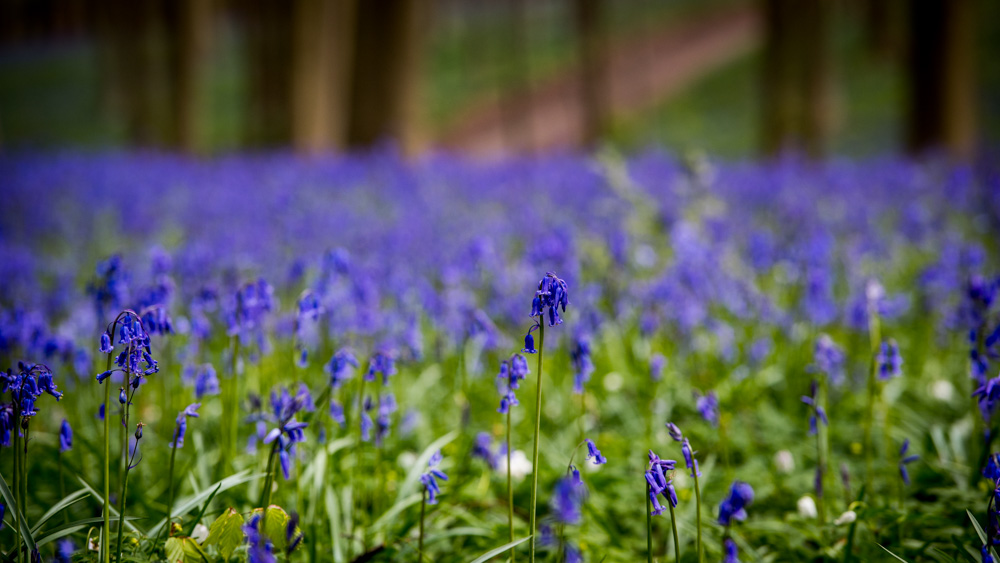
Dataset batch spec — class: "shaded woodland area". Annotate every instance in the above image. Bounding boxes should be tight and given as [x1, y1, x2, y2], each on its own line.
[0, 0, 989, 160]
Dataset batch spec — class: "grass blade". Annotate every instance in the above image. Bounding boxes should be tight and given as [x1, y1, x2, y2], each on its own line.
[0, 471, 37, 554]
[147, 469, 263, 537]
[75, 475, 142, 534]
[877, 543, 912, 562]
[468, 536, 532, 563]
[30, 488, 88, 535]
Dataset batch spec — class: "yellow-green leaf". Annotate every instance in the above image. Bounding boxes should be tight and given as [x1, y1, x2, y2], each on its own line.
[204, 507, 245, 561]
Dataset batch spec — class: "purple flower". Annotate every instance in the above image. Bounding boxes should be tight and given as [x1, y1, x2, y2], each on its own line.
[666, 422, 683, 442]
[531, 272, 570, 327]
[876, 339, 903, 380]
[59, 419, 72, 452]
[420, 450, 449, 505]
[898, 439, 919, 486]
[646, 450, 678, 516]
[695, 390, 719, 427]
[325, 348, 359, 389]
[570, 334, 594, 394]
[724, 537, 740, 563]
[812, 334, 845, 385]
[681, 438, 700, 478]
[244, 514, 276, 563]
[585, 438, 607, 465]
[718, 481, 754, 526]
[365, 350, 397, 385]
[473, 432, 499, 469]
[801, 380, 828, 435]
[551, 474, 585, 524]
[649, 353, 666, 382]
[171, 403, 201, 448]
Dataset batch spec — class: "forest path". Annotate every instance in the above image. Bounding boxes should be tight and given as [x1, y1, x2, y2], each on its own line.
[438, 5, 761, 157]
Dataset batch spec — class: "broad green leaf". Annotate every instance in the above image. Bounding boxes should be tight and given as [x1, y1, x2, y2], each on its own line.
[251, 505, 294, 552]
[164, 536, 208, 562]
[165, 537, 185, 562]
[468, 536, 532, 563]
[204, 507, 245, 561]
[325, 486, 344, 563]
[0, 472, 37, 555]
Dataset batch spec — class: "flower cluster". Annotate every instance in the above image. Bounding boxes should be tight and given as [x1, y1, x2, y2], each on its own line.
[695, 390, 719, 427]
[898, 439, 919, 486]
[801, 380, 828, 436]
[96, 312, 158, 385]
[420, 450, 449, 504]
[254, 386, 311, 479]
[171, 403, 201, 449]
[718, 481, 754, 526]
[876, 339, 904, 380]
[570, 334, 594, 394]
[812, 334, 845, 385]
[585, 438, 608, 465]
[496, 354, 529, 413]
[645, 450, 678, 516]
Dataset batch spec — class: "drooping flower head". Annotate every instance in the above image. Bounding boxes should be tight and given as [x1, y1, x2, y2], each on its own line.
[497, 354, 530, 413]
[550, 474, 585, 525]
[898, 438, 919, 486]
[724, 537, 740, 563]
[649, 353, 666, 382]
[325, 348, 359, 390]
[171, 403, 201, 449]
[96, 311, 158, 387]
[244, 513, 276, 563]
[59, 419, 72, 452]
[645, 450, 678, 516]
[530, 272, 570, 327]
[718, 481, 755, 526]
[585, 438, 608, 465]
[472, 432, 500, 469]
[876, 339, 904, 380]
[365, 350, 397, 385]
[420, 450, 449, 505]
[695, 390, 719, 427]
[801, 380, 829, 435]
[570, 334, 594, 394]
[2, 362, 62, 425]
[812, 334, 845, 385]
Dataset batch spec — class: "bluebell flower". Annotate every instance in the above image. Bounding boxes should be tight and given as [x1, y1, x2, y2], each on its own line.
[183, 363, 219, 399]
[898, 439, 919, 486]
[666, 422, 683, 442]
[497, 354, 530, 413]
[550, 475, 585, 524]
[585, 438, 607, 465]
[565, 543, 582, 563]
[522, 327, 538, 354]
[724, 537, 740, 563]
[361, 397, 374, 442]
[365, 351, 397, 385]
[646, 450, 678, 516]
[325, 348, 359, 390]
[244, 513, 276, 563]
[649, 353, 666, 382]
[973, 376, 1000, 422]
[285, 511, 304, 554]
[531, 272, 569, 327]
[801, 380, 829, 435]
[0, 404, 12, 447]
[56, 538, 74, 563]
[0, 503, 5, 529]
[876, 339, 904, 380]
[329, 401, 345, 427]
[982, 544, 994, 563]
[985, 453, 1000, 481]
[420, 450, 449, 504]
[570, 334, 594, 394]
[473, 432, 499, 469]
[376, 393, 397, 445]
[718, 481, 754, 526]
[60, 419, 72, 452]
[695, 390, 719, 427]
[171, 403, 201, 448]
[812, 334, 845, 385]
[682, 438, 701, 478]
[99, 332, 113, 354]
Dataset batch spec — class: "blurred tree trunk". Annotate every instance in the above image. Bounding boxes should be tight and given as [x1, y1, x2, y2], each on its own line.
[760, 0, 799, 155]
[760, 0, 835, 157]
[243, 0, 293, 147]
[166, 0, 213, 152]
[863, 0, 902, 59]
[573, 0, 609, 148]
[346, 0, 429, 153]
[95, 0, 158, 146]
[499, 0, 533, 154]
[905, 0, 976, 160]
[291, 0, 357, 153]
[799, 0, 834, 157]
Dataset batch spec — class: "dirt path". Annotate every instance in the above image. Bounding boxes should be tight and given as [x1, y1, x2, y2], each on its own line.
[438, 6, 761, 157]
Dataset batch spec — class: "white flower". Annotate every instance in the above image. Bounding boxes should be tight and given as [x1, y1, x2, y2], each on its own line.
[774, 450, 795, 473]
[931, 380, 955, 402]
[797, 496, 817, 519]
[834, 510, 857, 525]
[498, 449, 532, 481]
[191, 523, 210, 543]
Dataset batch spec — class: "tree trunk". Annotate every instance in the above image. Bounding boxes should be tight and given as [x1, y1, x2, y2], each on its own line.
[573, 0, 609, 148]
[346, 0, 429, 153]
[243, 0, 294, 147]
[906, 0, 976, 160]
[799, 0, 835, 158]
[760, 0, 799, 155]
[166, 0, 213, 152]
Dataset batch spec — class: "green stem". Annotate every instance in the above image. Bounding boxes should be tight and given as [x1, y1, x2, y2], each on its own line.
[528, 322, 545, 563]
[692, 470, 703, 563]
[259, 440, 279, 537]
[419, 489, 426, 563]
[507, 408, 515, 563]
[667, 497, 680, 563]
[864, 311, 881, 494]
[12, 410, 21, 563]
[646, 481, 653, 563]
[59, 448, 68, 525]
[116, 392, 133, 561]
[166, 442, 178, 536]
[227, 337, 241, 472]
[102, 365, 111, 563]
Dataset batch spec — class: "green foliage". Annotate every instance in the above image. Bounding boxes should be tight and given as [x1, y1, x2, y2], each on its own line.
[203, 508, 244, 561]
[164, 536, 209, 563]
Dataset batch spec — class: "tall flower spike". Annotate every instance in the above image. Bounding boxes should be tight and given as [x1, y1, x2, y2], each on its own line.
[718, 481, 754, 525]
[801, 380, 829, 435]
[420, 450, 449, 505]
[898, 439, 919, 486]
[60, 419, 72, 452]
[876, 339, 904, 380]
